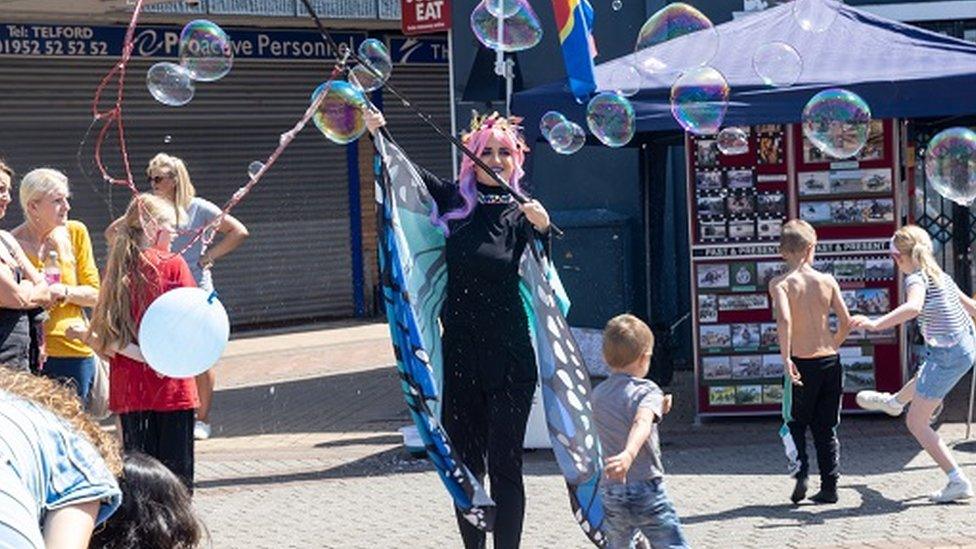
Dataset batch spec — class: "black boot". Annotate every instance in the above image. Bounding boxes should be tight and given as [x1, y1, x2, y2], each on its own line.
[809, 477, 838, 504]
[790, 476, 808, 504]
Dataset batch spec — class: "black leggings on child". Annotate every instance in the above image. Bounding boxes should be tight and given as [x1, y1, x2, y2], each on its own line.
[120, 409, 195, 491]
[788, 354, 842, 488]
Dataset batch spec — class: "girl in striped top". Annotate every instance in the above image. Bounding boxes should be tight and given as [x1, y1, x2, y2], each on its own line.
[852, 225, 976, 503]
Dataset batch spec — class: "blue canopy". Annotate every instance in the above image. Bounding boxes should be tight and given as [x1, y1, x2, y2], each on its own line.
[513, 0, 976, 143]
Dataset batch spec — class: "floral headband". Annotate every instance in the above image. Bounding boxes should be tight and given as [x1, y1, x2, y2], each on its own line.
[461, 111, 529, 150]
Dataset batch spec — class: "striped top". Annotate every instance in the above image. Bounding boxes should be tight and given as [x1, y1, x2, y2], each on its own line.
[906, 270, 973, 347]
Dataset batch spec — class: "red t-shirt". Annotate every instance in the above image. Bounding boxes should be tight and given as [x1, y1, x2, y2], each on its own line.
[109, 248, 200, 414]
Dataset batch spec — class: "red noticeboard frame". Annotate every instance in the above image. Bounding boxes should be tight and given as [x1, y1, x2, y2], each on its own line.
[401, 0, 451, 36]
[686, 121, 906, 418]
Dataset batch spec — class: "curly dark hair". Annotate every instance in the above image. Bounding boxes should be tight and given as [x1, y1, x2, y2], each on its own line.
[89, 453, 205, 549]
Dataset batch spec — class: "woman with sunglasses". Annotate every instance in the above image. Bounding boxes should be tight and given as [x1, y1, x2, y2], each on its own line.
[107, 153, 248, 441]
[853, 225, 976, 503]
[12, 168, 100, 403]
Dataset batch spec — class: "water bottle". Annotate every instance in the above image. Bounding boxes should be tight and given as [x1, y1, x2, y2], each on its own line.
[44, 250, 60, 285]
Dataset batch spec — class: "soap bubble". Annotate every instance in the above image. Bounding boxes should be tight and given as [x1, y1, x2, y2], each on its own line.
[669, 66, 729, 135]
[349, 38, 392, 92]
[311, 80, 368, 145]
[793, 0, 838, 33]
[146, 62, 195, 107]
[163, 135, 172, 144]
[586, 92, 636, 148]
[752, 42, 802, 87]
[549, 121, 586, 155]
[801, 88, 871, 159]
[608, 65, 641, 97]
[635, 3, 718, 74]
[612, 0, 622, 10]
[179, 19, 233, 82]
[717, 127, 749, 155]
[540, 111, 568, 141]
[247, 161, 265, 178]
[470, 0, 543, 52]
[486, 0, 520, 18]
[925, 127, 976, 206]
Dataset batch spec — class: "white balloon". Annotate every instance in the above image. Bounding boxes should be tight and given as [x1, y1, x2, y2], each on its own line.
[139, 287, 230, 378]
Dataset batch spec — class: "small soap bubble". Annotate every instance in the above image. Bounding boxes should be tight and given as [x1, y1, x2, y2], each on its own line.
[801, 88, 871, 159]
[793, 0, 839, 33]
[612, 0, 622, 10]
[669, 66, 729, 135]
[311, 80, 369, 145]
[925, 127, 976, 206]
[608, 65, 641, 97]
[753, 41, 803, 87]
[247, 161, 265, 178]
[586, 92, 636, 148]
[717, 127, 749, 155]
[178, 19, 233, 82]
[163, 135, 172, 144]
[349, 38, 392, 93]
[549, 121, 586, 155]
[146, 62, 195, 107]
[540, 111, 568, 141]
[635, 3, 717, 73]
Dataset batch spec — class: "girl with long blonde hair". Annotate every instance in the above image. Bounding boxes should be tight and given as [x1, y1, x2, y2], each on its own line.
[106, 153, 248, 441]
[853, 225, 976, 503]
[85, 193, 199, 490]
[13, 168, 100, 403]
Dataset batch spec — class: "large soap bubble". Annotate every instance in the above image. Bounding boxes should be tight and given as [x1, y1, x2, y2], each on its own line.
[669, 66, 729, 135]
[793, 0, 838, 33]
[549, 121, 586, 155]
[311, 80, 368, 145]
[179, 19, 233, 82]
[635, 3, 718, 74]
[717, 127, 749, 155]
[139, 287, 230, 379]
[349, 38, 392, 93]
[540, 111, 568, 141]
[586, 92, 636, 148]
[925, 127, 976, 206]
[801, 88, 871, 159]
[470, 0, 543, 52]
[146, 62, 195, 107]
[752, 42, 802, 88]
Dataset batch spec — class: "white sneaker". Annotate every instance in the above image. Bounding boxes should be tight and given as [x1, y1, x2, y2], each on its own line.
[930, 478, 974, 503]
[194, 420, 211, 440]
[855, 390, 904, 416]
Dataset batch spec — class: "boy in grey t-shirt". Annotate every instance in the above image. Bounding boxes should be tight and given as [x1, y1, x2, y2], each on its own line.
[593, 314, 688, 549]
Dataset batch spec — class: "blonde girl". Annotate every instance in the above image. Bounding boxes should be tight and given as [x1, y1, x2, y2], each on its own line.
[107, 153, 248, 441]
[852, 225, 976, 503]
[13, 168, 100, 402]
[87, 194, 198, 489]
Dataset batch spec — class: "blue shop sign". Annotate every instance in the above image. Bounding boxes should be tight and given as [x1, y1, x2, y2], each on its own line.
[0, 23, 372, 61]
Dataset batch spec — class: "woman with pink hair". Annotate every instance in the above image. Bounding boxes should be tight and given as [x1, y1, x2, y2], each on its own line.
[367, 109, 551, 549]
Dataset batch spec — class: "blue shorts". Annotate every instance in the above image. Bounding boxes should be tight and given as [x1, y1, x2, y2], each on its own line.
[601, 478, 689, 549]
[917, 329, 976, 400]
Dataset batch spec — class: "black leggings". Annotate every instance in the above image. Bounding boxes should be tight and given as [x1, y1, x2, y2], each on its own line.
[442, 332, 536, 549]
[788, 355, 843, 487]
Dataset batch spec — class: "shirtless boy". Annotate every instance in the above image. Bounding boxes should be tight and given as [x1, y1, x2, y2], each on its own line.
[769, 220, 852, 504]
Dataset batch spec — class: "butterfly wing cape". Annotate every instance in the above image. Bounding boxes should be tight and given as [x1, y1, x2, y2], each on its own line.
[375, 132, 605, 546]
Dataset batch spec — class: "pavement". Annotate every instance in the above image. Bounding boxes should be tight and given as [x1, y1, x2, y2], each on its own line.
[193, 321, 976, 548]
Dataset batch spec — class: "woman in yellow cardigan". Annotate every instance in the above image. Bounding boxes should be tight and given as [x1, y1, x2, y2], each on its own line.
[13, 168, 100, 403]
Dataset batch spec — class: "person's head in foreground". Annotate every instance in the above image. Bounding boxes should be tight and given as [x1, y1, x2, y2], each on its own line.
[890, 224, 941, 279]
[603, 313, 655, 378]
[779, 219, 817, 267]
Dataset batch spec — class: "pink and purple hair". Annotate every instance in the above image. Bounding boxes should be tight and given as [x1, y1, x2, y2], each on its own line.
[430, 115, 529, 235]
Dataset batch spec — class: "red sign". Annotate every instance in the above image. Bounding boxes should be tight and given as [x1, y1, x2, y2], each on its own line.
[401, 0, 451, 36]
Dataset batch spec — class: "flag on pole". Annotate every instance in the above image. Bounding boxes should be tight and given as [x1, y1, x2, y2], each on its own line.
[550, 0, 598, 102]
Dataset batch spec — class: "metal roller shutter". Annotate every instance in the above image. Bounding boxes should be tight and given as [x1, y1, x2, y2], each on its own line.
[0, 55, 354, 326]
[381, 63, 452, 180]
